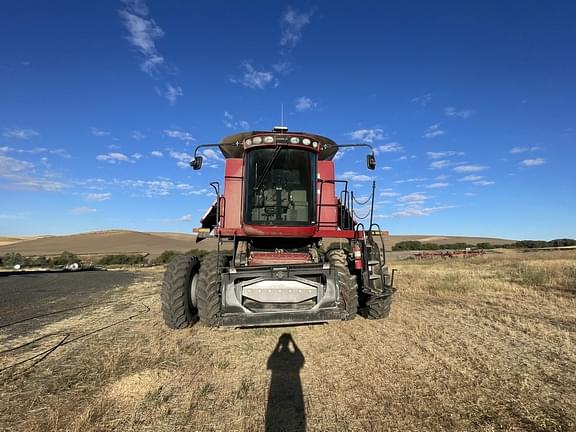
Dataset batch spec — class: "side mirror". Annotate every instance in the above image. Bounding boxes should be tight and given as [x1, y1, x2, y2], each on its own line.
[367, 154, 376, 170]
[190, 156, 203, 170]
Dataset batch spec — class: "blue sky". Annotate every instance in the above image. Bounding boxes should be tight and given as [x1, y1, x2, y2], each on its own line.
[1, 0, 575, 239]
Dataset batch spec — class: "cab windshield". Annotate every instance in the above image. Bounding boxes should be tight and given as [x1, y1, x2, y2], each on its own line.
[244, 147, 316, 226]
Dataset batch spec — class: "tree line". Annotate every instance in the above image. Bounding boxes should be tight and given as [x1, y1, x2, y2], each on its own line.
[392, 239, 576, 251]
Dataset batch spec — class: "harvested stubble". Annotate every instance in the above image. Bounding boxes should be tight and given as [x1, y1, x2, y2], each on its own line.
[1, 251, 575, 431]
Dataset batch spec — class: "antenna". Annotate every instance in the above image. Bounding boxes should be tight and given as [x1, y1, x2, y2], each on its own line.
[280, 104, 284, 127]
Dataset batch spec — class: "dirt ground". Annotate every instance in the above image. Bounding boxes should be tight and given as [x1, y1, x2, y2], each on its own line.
[0, 250, 575, 431]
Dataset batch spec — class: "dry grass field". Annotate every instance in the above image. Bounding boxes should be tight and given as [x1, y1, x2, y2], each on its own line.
[1, 250, 575, 431]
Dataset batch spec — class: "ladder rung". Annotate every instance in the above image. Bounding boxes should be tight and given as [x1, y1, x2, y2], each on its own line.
[369, 274, 381, 280]
[367, 260, 380, 265]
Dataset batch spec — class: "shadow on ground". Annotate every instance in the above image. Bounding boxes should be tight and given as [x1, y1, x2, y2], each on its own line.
[266, 333, 306, 432]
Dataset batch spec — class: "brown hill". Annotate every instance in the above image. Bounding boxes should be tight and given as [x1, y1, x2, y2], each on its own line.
[0, 230, 513, 257]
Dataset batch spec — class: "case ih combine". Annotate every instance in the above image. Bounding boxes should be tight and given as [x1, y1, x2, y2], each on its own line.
[161, 127, 396, 328]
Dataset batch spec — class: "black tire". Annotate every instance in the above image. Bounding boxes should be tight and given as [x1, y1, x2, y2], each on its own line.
[196, 252, 226, 327]
[327, 249, 358, 320]
[362, 294, 392, 320]
[161, 255, 199, 329]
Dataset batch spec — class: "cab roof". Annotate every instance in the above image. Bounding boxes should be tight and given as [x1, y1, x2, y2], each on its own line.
[219, 131, 339, 161]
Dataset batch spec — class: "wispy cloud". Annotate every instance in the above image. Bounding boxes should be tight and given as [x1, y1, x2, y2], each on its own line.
[411, 93, 432, 107]
[427, 151, 465, 159]
[229, 62, 277, 89]
[169, 151, 193, 168]
[429, 160, 452, 169]
[0, 146, 71, 158]
[119, 0, 182, 104]
[157, 84, 183, 106]
[426, 182, 449, 189]
[0, 155, 67, 192]
[280, 7, 313, 52]
[510, 146, 541, 154]
[119, 0, 164, 75]
[150, 150, 163, 157]
[96, 152, 133, 164]
[340, 171, 373, 182]
[398, 192, 428, 203]
[179, 214, 193, 222]
[164, 129, 194, 142]
[473, 180, 496, 186]
[444, 107, 474, 119]
[91, 127, 110, 137]
[388, 204, 455, 218]
[223, 111, 250, 130]
[376, 142, 403, 153]
[394, 177, 427, 184]
[453, 164, 487, 173]
[347, 128, 385, 143]
[380, 191, 400, 197]
[459, 175, 484, 182]
[85, 192, 112, 201]
[520, 158, 546, 167]
[295, 96, 317, 112]
[71, 206, 96, 215]
[423, 124, 445, 138]
[2, 128, 39, 140]
[131, 130, 146, 140]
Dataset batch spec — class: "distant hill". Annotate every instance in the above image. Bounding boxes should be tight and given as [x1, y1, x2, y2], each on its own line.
[0, 230, 514, 257]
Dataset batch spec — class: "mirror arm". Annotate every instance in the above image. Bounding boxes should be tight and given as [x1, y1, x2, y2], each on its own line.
[192, 144, 222, 159]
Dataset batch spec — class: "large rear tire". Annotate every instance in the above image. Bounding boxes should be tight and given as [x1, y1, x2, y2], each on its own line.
[327, 249, 358, 320]
[196, 252, 226, 327]
[161, 255, 199, 329]
[362, 294, 393, 320]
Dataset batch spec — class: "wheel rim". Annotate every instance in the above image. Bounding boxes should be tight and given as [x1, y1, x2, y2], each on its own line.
[190, 272, 199, 308]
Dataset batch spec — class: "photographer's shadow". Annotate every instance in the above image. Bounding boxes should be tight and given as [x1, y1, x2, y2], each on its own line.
[265, 333, 306, 432]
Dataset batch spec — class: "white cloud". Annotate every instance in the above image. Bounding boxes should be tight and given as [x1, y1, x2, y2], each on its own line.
[381, 166, 392, 171]
[131, 153, 143, 160]
[280, 7, 313, 51]
[131, 130, 146, 140]
[157, 83, 183, 106]
[473, 180, 496, 186]
[411, 93, 432, 107]
[453, 164, 487, 173]
[429, 160, 452, 169]
[347, 128, 385, 143]
[169, 151, 193, 168]
[71, 206, 96, 215]
[223, 111, 250, 130]
[2, 128, 39, 140]
[510, 146, 540, 154]
[0, 146, 70, 158]
[377, 142, 403, 153]
[520, 158, 546, 167]
[150, 150, 163, 157]
[444, 107, 474, 119]
[164, 129, 194, 142]
[179, 214, 194, 222]
[427, 151, 464, 159]
[423, 124, 445, 138]
[340, 171, 373, 182]
[91, 127, 110, 137]
[394, 178, 427, 184]
[380, 191, 400, 197]
[388, 204, 455, 218]
[85, 192, 112, 201]
[119, 0, 165, 75]
[295, 96, 317, 112]
[230, 62, 277, 89]
[398, 192, 428, 203]
[459, 175, 484, 182]
[0, 155, 67, 192]
[426, 182, 449, 189]
[96, 152, 131, 163]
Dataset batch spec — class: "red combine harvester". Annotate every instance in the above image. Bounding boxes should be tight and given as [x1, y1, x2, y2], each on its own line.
[161, 126, 396, 328]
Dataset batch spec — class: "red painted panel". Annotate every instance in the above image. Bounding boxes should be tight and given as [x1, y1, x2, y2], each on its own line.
[223, 159, 243, 230]
[317, 161, 338, 228]
[249, 251, 312, 266]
